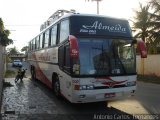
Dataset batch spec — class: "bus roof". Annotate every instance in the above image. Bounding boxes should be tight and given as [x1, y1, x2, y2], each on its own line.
[43, 13, 129, 31]
[35, 13, 132, 41]
[62, 13, 128, 21]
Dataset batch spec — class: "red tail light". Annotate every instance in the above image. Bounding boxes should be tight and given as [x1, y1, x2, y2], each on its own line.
[69, 35, 79, 60]
[137, 40, 147, 58]
[69, 35, 80, 75]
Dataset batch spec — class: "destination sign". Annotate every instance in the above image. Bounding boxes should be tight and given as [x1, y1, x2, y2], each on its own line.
[70, 16, 132, 38]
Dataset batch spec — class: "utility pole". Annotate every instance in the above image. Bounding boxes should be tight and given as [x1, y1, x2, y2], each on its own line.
[85, 0, 103, 14]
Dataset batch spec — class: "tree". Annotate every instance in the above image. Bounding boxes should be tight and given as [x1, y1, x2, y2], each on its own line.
[7, 46, 19, 55]
[21, 46, 28, 53]
[149, 0, 160, 45]
[132, 3, 152, 43]
[0, 18, 13, 46]
[132, 1, 160, 54]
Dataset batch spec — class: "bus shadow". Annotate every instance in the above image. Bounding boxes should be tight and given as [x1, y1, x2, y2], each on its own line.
[31, 79, 138, 120]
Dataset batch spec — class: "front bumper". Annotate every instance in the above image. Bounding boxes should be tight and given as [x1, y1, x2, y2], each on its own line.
[71, 86, 136, 103]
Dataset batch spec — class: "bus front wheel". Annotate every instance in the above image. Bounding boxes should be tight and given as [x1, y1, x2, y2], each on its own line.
[31, 66, 36, 80]
[53, 76, 60, 97]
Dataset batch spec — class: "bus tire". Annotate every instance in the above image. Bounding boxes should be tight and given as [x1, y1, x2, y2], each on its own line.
[31, 66, 36, 80]
[52, 75, 60, 97]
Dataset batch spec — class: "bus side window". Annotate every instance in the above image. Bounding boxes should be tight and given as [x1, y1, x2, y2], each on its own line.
[32, 39, 35, 51]
[31, 40, 33, 51]
[50, 25, 57, 46]
[64, 43, 70, 73]
[39, 34, 43, 49]
[58, 45, 64, 69]
[37, 36, 40, 50]
[42, 33, 45, 48]
[59, 19, 69, 43]
[28, 42, 30, 51]
[35, 37, 37, 50]
[44, 30, 50, 48]
[58, 43, 71, 73]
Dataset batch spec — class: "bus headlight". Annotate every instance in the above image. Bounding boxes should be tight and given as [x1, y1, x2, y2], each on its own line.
[80, 85, 94, 90]
[82, 85, 87, 90]
[126, 81, 136, 86]
[88, 85, 94, 89]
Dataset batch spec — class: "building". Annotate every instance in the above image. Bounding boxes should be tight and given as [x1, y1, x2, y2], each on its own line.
[9, 53, 26, 61]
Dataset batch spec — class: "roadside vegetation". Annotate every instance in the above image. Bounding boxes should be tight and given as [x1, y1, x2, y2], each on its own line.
[3, 81, 14, 88]
[137, 74, 160, 84]
[5, 69, 16, 78]
[132, 0, 160, 54]
[3, 69, 15, 88]
[132, 0, 160, 84]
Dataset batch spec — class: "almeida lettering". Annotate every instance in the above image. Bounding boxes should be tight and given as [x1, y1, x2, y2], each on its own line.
[82, 21, 126, 33]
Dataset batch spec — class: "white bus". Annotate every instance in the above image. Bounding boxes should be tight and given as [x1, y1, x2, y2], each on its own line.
[28, 11, 147, 103]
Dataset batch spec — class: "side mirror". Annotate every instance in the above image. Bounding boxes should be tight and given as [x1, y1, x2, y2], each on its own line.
[137, 40, 147, 58]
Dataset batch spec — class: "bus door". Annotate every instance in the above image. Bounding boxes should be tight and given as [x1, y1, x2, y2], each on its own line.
[58, 41, 73, 98]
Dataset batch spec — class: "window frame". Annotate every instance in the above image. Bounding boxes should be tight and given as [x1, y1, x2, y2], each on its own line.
[44, 29, 50, 48]
[32, 39, 35, 51]
[58, 41, 71, 74]
[59, 19, 69, 43]
[50, 24, 57, 46]
[39, 34, 43, 49]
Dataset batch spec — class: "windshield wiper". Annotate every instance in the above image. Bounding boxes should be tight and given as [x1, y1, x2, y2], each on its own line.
[112, 45, 126, 74]
[92, 45, 110, 75]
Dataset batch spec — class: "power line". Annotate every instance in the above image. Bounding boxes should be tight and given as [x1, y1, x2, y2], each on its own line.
[85, 0, 103, 14]
[4, 24, 40, 27]
[9, 30, 16, 31]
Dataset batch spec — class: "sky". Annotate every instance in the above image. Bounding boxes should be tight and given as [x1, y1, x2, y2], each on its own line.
[0, 0, 149, 52]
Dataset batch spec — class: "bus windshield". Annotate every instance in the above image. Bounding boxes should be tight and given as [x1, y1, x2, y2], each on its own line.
[78, 38, 136, 76]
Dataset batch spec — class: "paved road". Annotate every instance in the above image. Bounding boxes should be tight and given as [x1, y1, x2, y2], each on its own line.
[7, 61, 30, 76]
[108, 82, 160, 115]
[1, 62, 160, 120]
[135, 82, 160, 114]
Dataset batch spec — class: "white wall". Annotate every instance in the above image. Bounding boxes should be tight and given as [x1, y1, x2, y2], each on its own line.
[137, 55, 160, 76]
[0, 45, 5, 111]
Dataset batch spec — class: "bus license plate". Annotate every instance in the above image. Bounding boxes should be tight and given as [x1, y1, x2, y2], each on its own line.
[105, 93, 115, 98]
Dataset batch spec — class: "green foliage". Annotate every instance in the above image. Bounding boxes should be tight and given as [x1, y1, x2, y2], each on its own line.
[0, 18, 4, 32]
[6, 55, 12, 63]
[0, 18, 13, 46]
[138, 74, 160, 84]
[3, 81, 14, 87]
[5, 69, 16, 78]
[147, 42, 158, 54]
[132, 0, 160, 54]
[21, 46, 28, 53]
[132, 3, 151, 42]
[7, 46, 19, 55]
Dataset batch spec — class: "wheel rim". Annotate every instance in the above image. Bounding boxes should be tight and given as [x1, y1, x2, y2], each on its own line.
[31, 69, 36, 80]
[54, 80, 60, 96]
